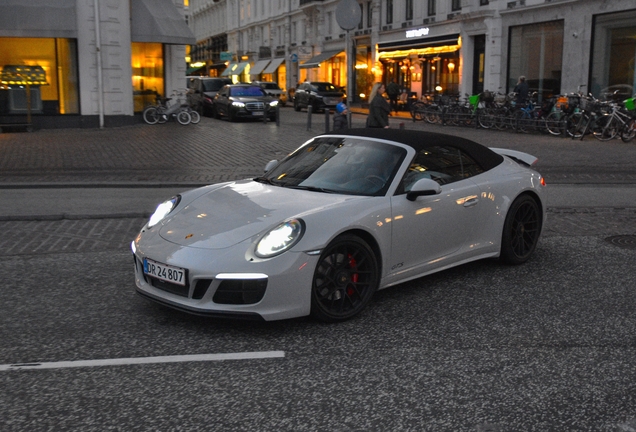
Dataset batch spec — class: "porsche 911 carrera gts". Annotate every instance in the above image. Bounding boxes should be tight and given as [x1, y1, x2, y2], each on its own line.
[132, 129, 546, 322]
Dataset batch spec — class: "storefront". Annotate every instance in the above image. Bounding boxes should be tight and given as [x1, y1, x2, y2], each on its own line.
[377, 30, 462, 99]
[0, 0, 193, 128]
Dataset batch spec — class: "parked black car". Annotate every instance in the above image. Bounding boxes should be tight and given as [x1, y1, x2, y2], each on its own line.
[293, 81, 344, 112]
[186, 76, 232, 116]
[212, 84, 279, 122]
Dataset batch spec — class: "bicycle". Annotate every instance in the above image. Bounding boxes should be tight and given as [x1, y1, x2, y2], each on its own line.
[143, 91, 192, 125]
[593, 98, 635, 141]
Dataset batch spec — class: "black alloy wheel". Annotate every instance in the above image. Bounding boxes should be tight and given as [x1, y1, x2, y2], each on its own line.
[311, 235, 379, 322]
[500, 194, 542, 265]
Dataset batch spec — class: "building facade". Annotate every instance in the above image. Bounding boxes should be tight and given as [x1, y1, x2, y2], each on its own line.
[188, 0, 635, 104]
[0, 0, 195, 129]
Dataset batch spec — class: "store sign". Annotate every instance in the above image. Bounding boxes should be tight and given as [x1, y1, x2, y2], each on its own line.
[406, 28, 430, 38]
[220, 51, 233, 61]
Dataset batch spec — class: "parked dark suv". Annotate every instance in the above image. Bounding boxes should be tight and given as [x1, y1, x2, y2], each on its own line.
[293, 81, 344, 112]
[186, 76, 232, 116]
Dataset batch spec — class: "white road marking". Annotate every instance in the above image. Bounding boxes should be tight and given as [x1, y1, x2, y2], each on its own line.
[0, 351, 285, 372]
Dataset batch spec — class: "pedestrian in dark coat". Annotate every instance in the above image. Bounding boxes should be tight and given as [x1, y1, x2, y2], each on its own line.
[514, 75, 529, 106]
[366, 83, 391, 128]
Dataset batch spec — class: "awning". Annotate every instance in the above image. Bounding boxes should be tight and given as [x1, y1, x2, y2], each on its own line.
[0, 0, 77, 38]
[378, 34, 460, 51]
[131, 0, 196, 45]
[221, 62, 249, 76]
[263, 58, 286, 74]
[250, 60, 271, 76]
[186, 65, 206, 76]
[299, 51, 343, 69]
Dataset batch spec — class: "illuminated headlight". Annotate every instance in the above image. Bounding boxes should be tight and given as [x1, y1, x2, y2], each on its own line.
[255, 219, 305, 258]
[269, 100, 279, 107]
[232, 101, 245, 107]
[148, 196, 180, 228]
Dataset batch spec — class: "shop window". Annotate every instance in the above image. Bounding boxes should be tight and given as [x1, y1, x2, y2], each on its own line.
[132, 42, 164, 113]
[590, 10, 636, 100]
[0, 37, 79, 115]
[508, 20, 563, 100]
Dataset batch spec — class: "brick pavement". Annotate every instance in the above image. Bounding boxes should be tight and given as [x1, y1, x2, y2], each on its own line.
[2, 107, 636, 255]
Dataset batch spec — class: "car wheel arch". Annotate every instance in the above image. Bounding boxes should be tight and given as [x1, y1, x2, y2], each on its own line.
[327, 229, 383, 276]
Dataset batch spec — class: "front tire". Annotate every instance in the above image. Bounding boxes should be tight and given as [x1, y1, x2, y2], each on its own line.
[500, 195, 542, 265]
[311, 235, 379, 322]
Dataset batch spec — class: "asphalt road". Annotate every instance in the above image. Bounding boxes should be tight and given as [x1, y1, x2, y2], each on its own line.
[1, 109, 636, 431]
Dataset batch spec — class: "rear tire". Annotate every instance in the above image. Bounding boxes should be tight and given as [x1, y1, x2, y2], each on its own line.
[500, 195, 542, 265]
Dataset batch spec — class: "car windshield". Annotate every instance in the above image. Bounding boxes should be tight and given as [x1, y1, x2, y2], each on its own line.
[230, 86, 266, 97]
[261, 83, 280, 90]
[203, 80, 227, 92]
[313, 83, 337, 92]
[257, 137, 407, 196]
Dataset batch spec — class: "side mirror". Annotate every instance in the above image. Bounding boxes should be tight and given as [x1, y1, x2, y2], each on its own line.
[406, 178, 442, 201]
[264, 160, 279, 173]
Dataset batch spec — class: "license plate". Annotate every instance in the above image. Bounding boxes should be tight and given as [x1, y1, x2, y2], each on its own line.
[252, 111, 263, 116]
[143, 258, 186, 286]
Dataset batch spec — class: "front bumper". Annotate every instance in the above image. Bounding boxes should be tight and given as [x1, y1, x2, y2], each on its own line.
[132, 237, 319, 321]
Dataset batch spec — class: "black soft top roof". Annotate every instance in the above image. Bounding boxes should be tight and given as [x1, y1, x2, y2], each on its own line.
[323, 128, 504, 171]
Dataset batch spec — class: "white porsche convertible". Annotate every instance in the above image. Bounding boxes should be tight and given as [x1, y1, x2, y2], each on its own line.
[132, 129, 546, 322]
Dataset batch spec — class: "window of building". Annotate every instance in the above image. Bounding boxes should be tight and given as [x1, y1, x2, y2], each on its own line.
[358, 3, 363, 30]
[386, 0, 393, 25]
[451, 0, 461, 12]
[508, 20, 563, 100]
[0, 37, 79, 115]
[132, 42, 164, 113]
[367, 1, 373, 28]
[406, 0, 413, 21]
[428, 0, 436, 17]
[590, 9, 636, 100]
[480, 0, 489, 5]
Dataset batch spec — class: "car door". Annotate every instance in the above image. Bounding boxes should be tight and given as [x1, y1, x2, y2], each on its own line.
[214, 86, 230, 116]
[297, 83, 309, 106]
[385, 145, 484, 282]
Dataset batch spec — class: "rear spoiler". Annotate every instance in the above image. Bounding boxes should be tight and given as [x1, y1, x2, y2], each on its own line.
[489, 147, 538, 167]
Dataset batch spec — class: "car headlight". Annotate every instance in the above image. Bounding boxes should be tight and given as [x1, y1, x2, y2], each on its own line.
[269, 100, 279, 107]
[255, 219, 305, 258]
[148, 196, 180, 228]
[232, 101, 245, 107]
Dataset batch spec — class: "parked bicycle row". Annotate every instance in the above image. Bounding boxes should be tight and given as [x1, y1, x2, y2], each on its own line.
[142, 91, 201, 126]
[409, 90, 636, 142]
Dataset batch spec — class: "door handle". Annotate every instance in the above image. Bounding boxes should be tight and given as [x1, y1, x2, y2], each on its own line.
[463, 198, 479, 207]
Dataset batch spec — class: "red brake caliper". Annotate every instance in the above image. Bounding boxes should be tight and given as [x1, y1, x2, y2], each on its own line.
[347, 254, 358, 296]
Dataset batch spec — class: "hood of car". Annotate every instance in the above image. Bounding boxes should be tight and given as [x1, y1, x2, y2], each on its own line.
[230, 96, 274, 103]
[159, 180, 357, 249]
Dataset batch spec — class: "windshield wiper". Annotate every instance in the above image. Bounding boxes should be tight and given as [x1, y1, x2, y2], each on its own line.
[286, 185, 336, 193]
[253, 176, 277, 185]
